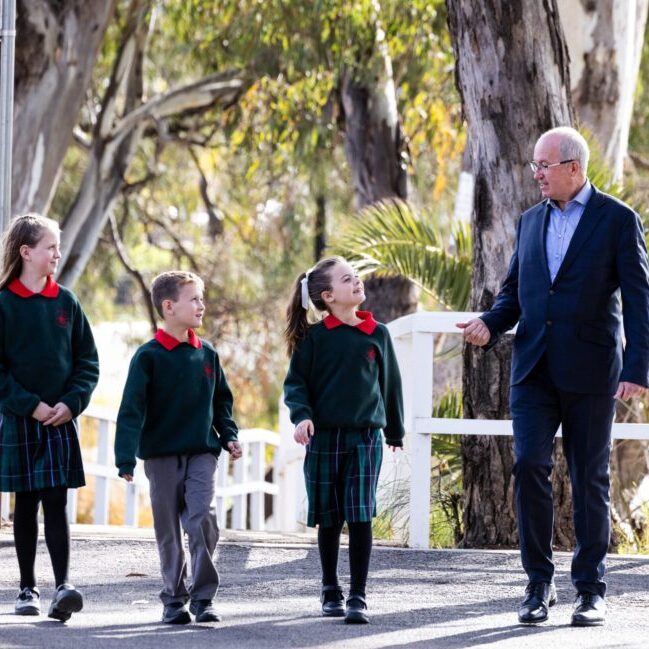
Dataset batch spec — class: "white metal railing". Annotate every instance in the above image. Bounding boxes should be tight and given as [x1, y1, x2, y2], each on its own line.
[387, 310, 649, 550]
[1, 405, 279, 530]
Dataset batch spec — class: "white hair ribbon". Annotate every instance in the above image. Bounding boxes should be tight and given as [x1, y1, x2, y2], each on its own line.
[300, 274, 310, 310]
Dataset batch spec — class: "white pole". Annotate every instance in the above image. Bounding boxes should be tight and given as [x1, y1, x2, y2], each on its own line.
[0, 0, 16, 232]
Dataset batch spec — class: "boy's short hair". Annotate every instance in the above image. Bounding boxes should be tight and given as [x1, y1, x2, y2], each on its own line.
[151, 271, 204, 318]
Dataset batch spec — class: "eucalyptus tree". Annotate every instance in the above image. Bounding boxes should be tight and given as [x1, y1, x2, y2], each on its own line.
[168, 0, 458, 321]
[446, 0, 574, 547]
[557, 0, 648, 181]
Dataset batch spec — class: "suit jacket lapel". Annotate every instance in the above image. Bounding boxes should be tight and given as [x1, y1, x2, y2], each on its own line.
[552, 186, 606, 286]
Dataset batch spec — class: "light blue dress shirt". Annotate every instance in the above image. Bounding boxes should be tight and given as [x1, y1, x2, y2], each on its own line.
[545, 180, 592, 282]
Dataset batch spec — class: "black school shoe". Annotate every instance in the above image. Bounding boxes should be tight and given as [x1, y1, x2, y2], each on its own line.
[162, 602, 191, 625]
[48, 584, 83, 622]
[189, 599, 221, 623]
[15, 587, 41, 616]
[321, 585, 345, 617]
[345, 594, 369, 624]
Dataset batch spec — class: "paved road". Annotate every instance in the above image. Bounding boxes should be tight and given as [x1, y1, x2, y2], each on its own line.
[1, 526, 648, 648]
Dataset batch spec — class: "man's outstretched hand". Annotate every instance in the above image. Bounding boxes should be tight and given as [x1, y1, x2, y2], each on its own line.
[456, 318, 491, 346]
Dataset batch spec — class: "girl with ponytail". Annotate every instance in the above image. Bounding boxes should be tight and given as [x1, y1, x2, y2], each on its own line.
[283, 256, 405, 624]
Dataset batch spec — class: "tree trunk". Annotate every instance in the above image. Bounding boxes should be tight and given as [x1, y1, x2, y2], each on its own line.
[446, 0, 574, 547]
[557, 0, 649, 180]
[338, 5, 417, 323]
[12, 0, 116, 216]
[54, 0, 242, 287]
[314, 194, 326, 262]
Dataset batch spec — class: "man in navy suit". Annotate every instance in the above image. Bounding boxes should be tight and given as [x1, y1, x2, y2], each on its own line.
[458, 127, 649, 626]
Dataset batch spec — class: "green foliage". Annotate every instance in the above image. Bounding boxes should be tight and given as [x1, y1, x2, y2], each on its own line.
[585, 132, 649, 247]
[49, 0, 465, 429]
[629, 34, 649, 157]
[334, 199, 472, 310]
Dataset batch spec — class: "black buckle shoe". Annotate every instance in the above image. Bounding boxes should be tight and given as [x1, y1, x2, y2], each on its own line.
[48, 584, 83, 622]
[162, 602, 191, 625]
[518, 582, 557, 624]
[345, 594, 369, 624]
[571, 593, 606, 627]
[189, 599, 221, 623]
[321, 585, 345, 617]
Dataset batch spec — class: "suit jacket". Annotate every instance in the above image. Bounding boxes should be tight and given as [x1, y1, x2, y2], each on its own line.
[480, 186, 649, 394]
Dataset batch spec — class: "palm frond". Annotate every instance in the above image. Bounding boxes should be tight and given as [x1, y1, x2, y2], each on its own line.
[333, 199, 472, 310]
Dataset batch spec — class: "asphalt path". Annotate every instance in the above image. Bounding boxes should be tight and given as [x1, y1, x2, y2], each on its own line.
[0, 526, 648, 648]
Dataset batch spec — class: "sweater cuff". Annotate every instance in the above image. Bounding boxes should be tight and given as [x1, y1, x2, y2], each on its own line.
[289, 408, 313, 425]
[23, 394, 42, 418]
[118, 463, 136, 477]
[385, 438, 403, 448]
[60, 394, 81, 418]
[218, 428, 239, 446]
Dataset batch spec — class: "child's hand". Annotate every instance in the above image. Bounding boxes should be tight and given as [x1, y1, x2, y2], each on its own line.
[31, 401, 56, 423]
[121, 474, 133, 483]
[227, 441, 243, 459]
[42, 402, 73, 427]
[388, 445, 403, 453]
[294, 419, 314, 445]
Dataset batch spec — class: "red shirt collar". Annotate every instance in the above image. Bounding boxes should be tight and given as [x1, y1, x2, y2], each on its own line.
[323, 310, 378, 335]
[8, 276, 60, 298]
[154, 328, 203, 350]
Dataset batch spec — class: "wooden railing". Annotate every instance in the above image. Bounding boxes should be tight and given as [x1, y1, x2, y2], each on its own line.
[1, 405, 279, 530]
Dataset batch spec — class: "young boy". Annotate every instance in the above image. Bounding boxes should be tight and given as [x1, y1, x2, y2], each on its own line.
[115, 271, 242, 625]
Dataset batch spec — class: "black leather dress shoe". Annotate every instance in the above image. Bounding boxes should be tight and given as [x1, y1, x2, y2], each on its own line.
[321, 585, 345, 617]
[571, 593, 606, 627]
[518, 582, 557, 624]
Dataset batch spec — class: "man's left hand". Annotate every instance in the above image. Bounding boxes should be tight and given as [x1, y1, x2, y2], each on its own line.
[614, 381, 647, 400]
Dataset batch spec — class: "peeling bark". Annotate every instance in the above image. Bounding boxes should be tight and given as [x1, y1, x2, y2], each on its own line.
[12, 0, 116, 215]
[338, 3, 417, 323]
[55, 0, 242, 287]
[557, 0, 649, 179]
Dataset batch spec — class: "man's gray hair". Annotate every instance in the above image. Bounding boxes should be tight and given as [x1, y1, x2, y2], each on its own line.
[539, 127, 589, 173]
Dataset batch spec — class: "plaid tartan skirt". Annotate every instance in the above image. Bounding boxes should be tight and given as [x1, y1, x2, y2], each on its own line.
[0, 413, 85, 493]
[304, 427, 383, 528]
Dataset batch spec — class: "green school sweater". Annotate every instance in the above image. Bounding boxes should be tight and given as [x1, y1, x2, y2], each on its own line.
[114, 329, 239, 476]
[0, 277, 99, 417]
[283, 311, 405, 446]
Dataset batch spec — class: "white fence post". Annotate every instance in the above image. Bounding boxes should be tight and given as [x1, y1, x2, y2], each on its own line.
[403, 330, 434, 549]
[94, 418, 111, 525]
[66, 488, 77, 524]
[250, 441, 265, 531]
[215, 454, 229, 527]
[271, 399, 306, 532]
[124, 481, 139, 526]
[1, 491, 10, 522]
[231, 442, 248, 529]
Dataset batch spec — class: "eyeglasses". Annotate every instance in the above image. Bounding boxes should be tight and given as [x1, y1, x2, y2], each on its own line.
[529, 159, 576, 173]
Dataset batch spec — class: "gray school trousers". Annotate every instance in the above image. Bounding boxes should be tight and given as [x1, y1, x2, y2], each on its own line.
[144, 453, 220, 605]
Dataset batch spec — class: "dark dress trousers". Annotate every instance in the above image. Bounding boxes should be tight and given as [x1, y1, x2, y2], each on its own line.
[480, 186, 649, 596]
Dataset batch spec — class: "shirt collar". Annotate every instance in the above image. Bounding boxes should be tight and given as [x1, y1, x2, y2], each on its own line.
[154, 328, 203, 350]
[8, 276, 60, 298]
[323, 310, 378, 335]
[547, 179, 592, 210]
